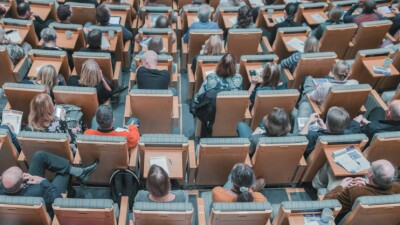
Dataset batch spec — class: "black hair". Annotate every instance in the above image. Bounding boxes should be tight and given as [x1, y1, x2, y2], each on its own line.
[57, 4, 71, 22]
[236, 5, 253, 28]
[17, 2, 30, 17]
[231, 163, 255, 202]
[87, 29, 102, 49]
[284, 3, 298, 23]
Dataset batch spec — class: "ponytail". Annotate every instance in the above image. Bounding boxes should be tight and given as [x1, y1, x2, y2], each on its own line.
[237, 186, 254, 202]
[231, 163, 256, 203]
[285, 3, 297, 23]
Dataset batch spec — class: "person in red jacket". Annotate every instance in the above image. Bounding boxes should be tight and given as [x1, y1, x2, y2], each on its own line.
[84, 105, 140, 149]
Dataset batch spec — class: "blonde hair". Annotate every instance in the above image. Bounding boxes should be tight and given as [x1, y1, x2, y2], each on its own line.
[37, 64, 58, 92]
[79, 59, 102, 87]
[203, 35, 223, 55]
[304, 36, 319, 53]
[332, 60, 350, 81]
[28, 94, 55, 131]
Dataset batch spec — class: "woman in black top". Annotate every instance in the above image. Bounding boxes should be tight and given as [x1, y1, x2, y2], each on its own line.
[269, 3, 302, 44]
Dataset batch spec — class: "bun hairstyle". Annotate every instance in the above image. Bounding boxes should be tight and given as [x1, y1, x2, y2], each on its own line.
[332, 60, 350, 81]
[231, 163, 256, 202]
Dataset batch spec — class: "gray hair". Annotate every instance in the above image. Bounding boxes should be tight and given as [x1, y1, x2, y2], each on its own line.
[40, 27, 57, 43]
[198, 5, 210, 23]
[371, 160, 397, 189]
[96, 105, 113, 129]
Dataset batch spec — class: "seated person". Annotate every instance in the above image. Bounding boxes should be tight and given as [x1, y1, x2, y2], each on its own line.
[352, 100, 400, 140]
[231, 5, 256, 29]
[84, 105, 140, 149]
[135, 15, 177, 44]
[386, 7, 400, 37]
[17, 2, 51, 38]
[0, 151, 97, 216]
[212, 163, 266, 202]
[135, 165, 188, 202]
[5, 44, 25, 66]
[136, 50, 170, 90]
[79, 29, 116, 69]
[344, 0, 385, 25]
[191, 34, 223, 74]
[313, 6, 343, 40]
[69, 59, 114, 104]
[194, 53, 243, 103]
[141, 0, 178, 23]
[324, 159, 400, 223]
[183, 5, 219, 43]
[237, 107, 291, 156]
[269, 3, 302, 45]
[131, 36, 166, 71]
[248, 62, 287, 110]
[57, 4, 72, 24]
[213, 0, 246, 22]
[279, 35, 319, 74]
[299, 107, 360, 158]
[180, 0, 203, 14]
[29, 64, 66, 100]
[40, 27, 74, 70]
[96, 4, 132, 41]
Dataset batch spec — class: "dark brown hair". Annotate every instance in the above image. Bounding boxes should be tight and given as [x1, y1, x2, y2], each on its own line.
[263, 107, 291, 136]
[96, 4, 111, 25]
[146, 164, 171, 198]
[215, 53, 237, 78]
[261, 62, 280, 88]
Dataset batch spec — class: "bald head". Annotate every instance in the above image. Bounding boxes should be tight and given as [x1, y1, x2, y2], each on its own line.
[1, 167, 24, 193]
[387, 100, 400, 121]
[370, 160, 397, 189]
[141, 50, 158, 69]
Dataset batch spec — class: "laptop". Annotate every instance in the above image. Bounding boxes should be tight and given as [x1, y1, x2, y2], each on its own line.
[110, 16, 121, 25]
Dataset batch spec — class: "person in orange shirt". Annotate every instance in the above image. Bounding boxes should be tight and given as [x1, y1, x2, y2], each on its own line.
[212, 163, 267, 202]
[84, 105, 140, 149]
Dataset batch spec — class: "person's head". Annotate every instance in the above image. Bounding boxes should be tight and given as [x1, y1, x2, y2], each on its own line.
[87, 29, 103, 49]
[0, 167, 24, 194]
[95, 105, 114, 129]
[231, 163, 256, 202]
[263, 107, 291, 136]
[96, 4, 111, 25]
[40, 27, 57, 45]
[17, 2, 31, 18]
[155, 15, 170, 28]
[198, 5, 211, 23]
[261, 62, 280, 87]
[386, 100, 400, 121]
[364, 0, 376, 14]
[332, 60, 350, 81]
[203, 35, 223, 55]
[28, 93, 55, 131]
[215, 53, 237, 78]
[368, 160, 397, 189]
[141, 50, 158, 69]
[6, 44, 24, 66]
[37, 64, 58, 92]
[303, 35, 319, 53]
[284, 3, 297, 21]
[57, 4, 72, 23]
[148, 36, 163, 54]
[329, 6, 343, 23]
[146, 165, 171, 198]
[79, 59, 102, 87]
[325, 106, 350, 133]
[236, 5, 253, 28]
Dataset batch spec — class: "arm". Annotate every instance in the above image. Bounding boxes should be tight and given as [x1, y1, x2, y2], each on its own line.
[183, 26, 190, 43]
[299, 113, 321, 135]
[313, 24, 324, 40]
[126, 125, 140, 148]
[193, 77, 209, 103]
[121, 26, 133, 41]
[0, 124, 21, 152]
[343, 4, 358, 23]
[279, 52, 300, 69]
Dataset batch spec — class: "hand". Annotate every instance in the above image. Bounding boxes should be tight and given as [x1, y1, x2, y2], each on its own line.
[353, 115, 364, 123]
[340, 177, 355, 189]
[392, 7, 399, 14]
[22, 173, 32, 182]
[251, 75, 262, 84]
[26, 175, 45, 185]
[316, 118, 327, 129]
[360, 117, 370, 126]
[351, 177, 367, 186]
[307, 113, 320, 124]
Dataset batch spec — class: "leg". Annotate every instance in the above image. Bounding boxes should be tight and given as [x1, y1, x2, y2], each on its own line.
[28, 151, 70, 177]
[312, 163, 329, 189]
[236, 122, 253, 138]
[51, 174, 70, 193]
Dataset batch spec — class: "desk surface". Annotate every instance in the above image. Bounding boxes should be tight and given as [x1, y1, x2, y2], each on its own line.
[38, 30, 79, 50]
[143, 150, 183, 179]
[28, 59, 63, 78]
[244, 63, 264, 84]
[221, 12, 237, 29]
[110, 11, 128, 27]
[288, 214, 335, 225]
[362, 58, 400, 78]
[282, 35, 307, 53]
[200, 64, 218, 80]
[264, 12, 285, 28]
[324, 146, 369, 177]
[30, 4, 51, 21]
[303, 11, 328, 26]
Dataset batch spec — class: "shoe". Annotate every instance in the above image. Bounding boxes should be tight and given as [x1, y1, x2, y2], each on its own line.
[77, 160, 98, 184]
[252, 178, 266, 192]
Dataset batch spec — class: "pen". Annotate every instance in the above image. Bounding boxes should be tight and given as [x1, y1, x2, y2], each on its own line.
[5, 30, 16, 34]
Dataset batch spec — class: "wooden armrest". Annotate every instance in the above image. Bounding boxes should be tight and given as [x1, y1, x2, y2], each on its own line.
[188, 140, 197, 185]
[123, 40, 132, 68]
[244, 107, 252, 125]
[124, 95, 131, 119]
[283, 68, 294, 88]
[71, 68, 78, 76]
[118, 196, 130, 225]
[386, 33, 397, 43]
[197, 198, 207, 225]
[177, 16, 182, 31]
[306, 94, 322, 116]
[4, 103, 10, 110]
[172, 96, 179, 127]
[257, 43, 262, 54]
[360, 105, 367, 114]
[370, 89, 388, 111]
[124, 40, 131, 52]
[73, 149, 82, 166]
[52, 216, 60, 225]
[262, 36, 273, 53]
[17, 151, 25, 163]
[133, 40, 140, 53]
[292, 156, 307, 183]
[17, 151, 29, 172]
[12, 56, 28, 82]
[188, 64, 194, 99]
[113, 61, 122, 85]
[129, 146, 138, 171]
[245, 154, 252, 167]
[182, 38, 188, 54]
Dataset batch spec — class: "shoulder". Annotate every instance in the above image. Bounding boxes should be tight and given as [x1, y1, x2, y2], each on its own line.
[252, 192, 267, 202]
[172, 190, 188, 202]
[135, 190, 151, 202]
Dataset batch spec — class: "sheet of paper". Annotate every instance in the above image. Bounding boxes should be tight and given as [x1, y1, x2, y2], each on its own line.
[229, 17, 237, 25]
[275, 17, 285, 23]
[286, 37, 304, 52]
[150, 156, 170, 175]
[6, 30, 21, 43]
[377, 6, 391, 14]
[311, 13, 325, 23]
[101, 36, 110, 49]
[297, 117, 309, 131]
[304, 214, 327, 225]
[2, 110, 23, 134]
[334, 148, 370, 174]
[115, 127, 128, 132]
[109, 16, 121, 24]
[255, 67, 263, 75]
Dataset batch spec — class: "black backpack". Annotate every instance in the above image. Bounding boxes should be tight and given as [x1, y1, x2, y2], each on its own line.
[110, 169, 141, 209]
[190, 89, 220, 137]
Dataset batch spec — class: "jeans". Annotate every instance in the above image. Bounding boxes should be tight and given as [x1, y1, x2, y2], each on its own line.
[237, 122, 253, 138]
[29, 151, 71, 193]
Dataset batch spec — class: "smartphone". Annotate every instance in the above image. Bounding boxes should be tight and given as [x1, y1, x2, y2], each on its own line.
[249, 70, 257, 76]
[55, 106, 62, 118]
[268, 18, 274, 23]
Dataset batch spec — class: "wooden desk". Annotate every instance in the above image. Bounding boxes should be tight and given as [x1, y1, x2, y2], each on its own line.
[187, 13, 199, 29]
[4, 26, 29, 45]
[140, 35, 176, 53]
[145, 13, 165, 28]
[289, 214, 335, 225]
[362, 58, 400, 78]
[282, 36, 306, 53]
[324, 146, 369, 177]
[264, 12, 285, 29]
[38, 30, 79, 50]
[30, 4, 51, 21]
[28, 59, 62, 78]
[200, 64, 217, 80]
[303, 11, 328, 26]
[245, 63, 264, 84]
[110, 11, 128, 27]
[143, 150, 183, 179]
[194, 64, 217, 93]
[221, 12, 237, 29]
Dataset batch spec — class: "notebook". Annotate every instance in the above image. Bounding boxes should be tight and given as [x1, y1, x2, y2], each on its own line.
[286, 37, 304, 52]
[5, 30, 21, 43]
[333, 146, 370, 174]
[310, 13, 325, 23]
[275, 17, 285, 23]
[2, 110, 23, 134]
[150, 156, 170, 175]
[109, 16, 121, 25]
[377, 6, 391, 14]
